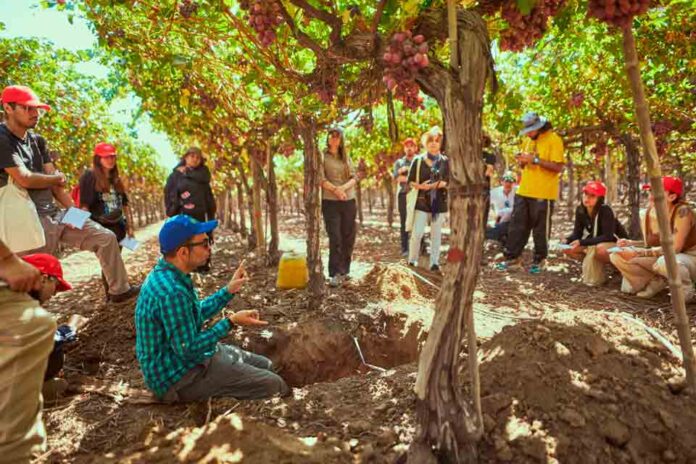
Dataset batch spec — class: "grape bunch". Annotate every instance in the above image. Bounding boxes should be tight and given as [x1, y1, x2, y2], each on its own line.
[359, 113, 374, 133]
[312, 67, 338, 104]
[178, 0, 199, 19]
[382, 30, 429, 110]
[495, 0, 565, 51]
[591, 141, 608, 161]
[652, 119, 673, 157]
[569, 92, 585, 108]
[587, 0, 650, 29]
[240, 0, 284, 47]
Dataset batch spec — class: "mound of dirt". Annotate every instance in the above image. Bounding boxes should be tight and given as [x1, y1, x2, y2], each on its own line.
[358, 264, 437, 304]
[476, 310, 696, 463]
[119, 412, 350, 463]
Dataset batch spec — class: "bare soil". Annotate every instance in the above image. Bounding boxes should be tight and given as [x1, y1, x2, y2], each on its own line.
[37, 210, 696, 463]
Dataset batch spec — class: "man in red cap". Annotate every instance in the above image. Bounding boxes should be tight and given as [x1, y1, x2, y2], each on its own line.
[0, 85, 139, 304]
[0, 239, 56, 463]
[611, 176, 696, 301]
[393, 137, 419, 257]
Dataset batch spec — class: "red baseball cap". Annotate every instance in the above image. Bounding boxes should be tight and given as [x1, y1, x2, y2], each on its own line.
[583, 180, 607, 197]
[94, 142, 117, 157]
[1, 85, 51, 111]
[21, 254, 72, 292]
[403, 137, 417, 146]
[643, 176, 683, 196]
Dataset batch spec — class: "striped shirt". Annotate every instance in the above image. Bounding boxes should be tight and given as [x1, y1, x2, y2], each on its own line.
[135, 259, 233, 398]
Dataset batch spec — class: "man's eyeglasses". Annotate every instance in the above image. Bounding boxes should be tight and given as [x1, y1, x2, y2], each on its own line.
[11, 103, 46, 116]
[185, 237, 212, 249]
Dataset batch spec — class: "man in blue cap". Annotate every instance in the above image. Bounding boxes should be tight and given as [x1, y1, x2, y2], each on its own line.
[134, 214, 288, 402]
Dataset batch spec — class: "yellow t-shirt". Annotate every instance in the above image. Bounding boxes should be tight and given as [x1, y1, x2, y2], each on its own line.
[516, 131, 565, 200]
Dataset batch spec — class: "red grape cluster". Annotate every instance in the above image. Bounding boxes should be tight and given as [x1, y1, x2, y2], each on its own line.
[178, 0, 199, 19]
[591, 141, 608, 161]
[382, 31, 428, 110]
[312, 67, 338, 104]
[569, 92, 585, 108]
[652, 119, 673, 157]
[240, 0, 284, 47]
[359, 113, 374, 133]
[497, 0, 565, 51]
[587, 0, 650, 29]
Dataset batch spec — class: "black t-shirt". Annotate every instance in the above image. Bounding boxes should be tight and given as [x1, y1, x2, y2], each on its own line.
[79, 168, 129, 220]
[407, 154, 450, 214]
[0, 124, 57, 216]
[566, 203, 628, 246]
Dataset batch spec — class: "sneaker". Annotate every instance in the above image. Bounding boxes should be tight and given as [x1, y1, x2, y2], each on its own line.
[495, 258, 522, 272]
[110, 285, 141, 305]
[329, 276, 342, 287]
[620, 278, 636, 294]
[529, 261, 545, 275]
[636, 278, 668, 298]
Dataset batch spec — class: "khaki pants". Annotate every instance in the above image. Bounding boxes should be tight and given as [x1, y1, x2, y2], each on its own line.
[24, 212, 129, 296]
[0, 289, 56, 464]
[610, 251, 696, 292]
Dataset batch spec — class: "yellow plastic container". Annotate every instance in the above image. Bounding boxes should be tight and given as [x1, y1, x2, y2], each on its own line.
[276, 252, 309, 289]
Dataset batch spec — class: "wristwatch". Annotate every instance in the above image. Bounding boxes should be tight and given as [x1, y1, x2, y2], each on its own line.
[532, 156, 540, 165]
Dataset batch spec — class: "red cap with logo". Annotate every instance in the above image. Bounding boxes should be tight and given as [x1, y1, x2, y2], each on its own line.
[403, 137, 417, 147]
[94, 142, 117, 157]
[21, 254, 72, 292]
[642, 176, 683, 197]
[583, 180, 607, 197]
[1, 85, 51, 111]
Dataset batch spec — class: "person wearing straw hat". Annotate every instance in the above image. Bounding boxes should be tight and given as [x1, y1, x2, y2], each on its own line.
[610, 176, 696, 301]
[562, 181, 627, 285]
[496, 112, 565, 274]
[485, 171, 517, 246]
[0, 85, 139, 305]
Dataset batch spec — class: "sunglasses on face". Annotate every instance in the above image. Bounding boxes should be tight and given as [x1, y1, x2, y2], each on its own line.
[13, 104, 46, 116]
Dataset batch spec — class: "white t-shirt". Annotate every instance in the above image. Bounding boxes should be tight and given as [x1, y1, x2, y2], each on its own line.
[490, 185, 517, 224]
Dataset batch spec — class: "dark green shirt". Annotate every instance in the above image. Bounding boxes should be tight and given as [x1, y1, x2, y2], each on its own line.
[135, 259, 233, 398]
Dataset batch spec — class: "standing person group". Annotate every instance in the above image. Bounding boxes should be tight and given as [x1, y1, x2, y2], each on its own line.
[320, 127, 359, 287]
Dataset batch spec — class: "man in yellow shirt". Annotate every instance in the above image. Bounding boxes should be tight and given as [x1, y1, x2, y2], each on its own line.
[496, 112, 565, 274]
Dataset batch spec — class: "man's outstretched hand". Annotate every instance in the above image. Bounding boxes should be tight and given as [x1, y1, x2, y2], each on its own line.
[226, 259, 249, 294]
[229, 309, 268, 326]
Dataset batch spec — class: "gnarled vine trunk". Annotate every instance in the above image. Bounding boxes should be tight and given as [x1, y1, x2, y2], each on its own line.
[266, 142, 280, 265]
[620, 133, 642, 238]
[298, 119, 325, 310]
[408, 8, 492, 463]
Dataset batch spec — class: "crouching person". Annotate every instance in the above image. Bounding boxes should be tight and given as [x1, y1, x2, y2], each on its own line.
[135, 215, 289, 402]
[562, 181, 627, 285]
[610, 176, 696, 301]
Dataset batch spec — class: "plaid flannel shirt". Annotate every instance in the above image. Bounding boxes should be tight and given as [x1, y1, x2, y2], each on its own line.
[135, 259, 233, 398]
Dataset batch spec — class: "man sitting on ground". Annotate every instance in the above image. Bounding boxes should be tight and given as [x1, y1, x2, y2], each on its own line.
[135, 215, 289, 402]
[486, 171, 517, 246]
[0, 85, 139, 304]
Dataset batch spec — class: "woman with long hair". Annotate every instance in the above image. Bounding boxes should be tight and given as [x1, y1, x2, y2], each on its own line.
[320, 127, 360, 287]
[610, 176, 696, 301]
[79, 142, 132, 243]
[562, 181, 626, 285]
[164, 146, 216, 271]
[407, 127, 449, 272]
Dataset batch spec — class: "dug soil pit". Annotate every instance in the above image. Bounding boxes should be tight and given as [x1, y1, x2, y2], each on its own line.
[244, 263, 434, 387]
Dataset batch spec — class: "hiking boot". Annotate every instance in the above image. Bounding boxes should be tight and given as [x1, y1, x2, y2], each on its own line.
[636, 278, 667, 298]
[329, 275, 342, 287]
[496, 258, 522, 272]
[110, 285, 141, 305]
[529, 260, 546, 275]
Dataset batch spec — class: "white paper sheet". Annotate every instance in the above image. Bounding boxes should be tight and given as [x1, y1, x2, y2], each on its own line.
[60, 207, 91, 230]
[120, 237, 140, 251]
[556, 244, 573, 250]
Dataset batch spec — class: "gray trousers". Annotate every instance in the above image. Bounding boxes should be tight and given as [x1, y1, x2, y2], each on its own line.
[163, 344, 289, 402]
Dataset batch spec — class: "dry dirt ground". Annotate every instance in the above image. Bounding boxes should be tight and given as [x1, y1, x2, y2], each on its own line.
[36, 210, 696, 463]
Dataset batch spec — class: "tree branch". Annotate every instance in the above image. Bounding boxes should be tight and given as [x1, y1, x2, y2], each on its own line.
[287, 0, 341, 30]
[372, 0, 388, 33]
[277, 1, 327, 58]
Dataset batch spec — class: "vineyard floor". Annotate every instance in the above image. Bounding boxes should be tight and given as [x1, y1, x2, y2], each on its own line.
[38, 211, 696, 463]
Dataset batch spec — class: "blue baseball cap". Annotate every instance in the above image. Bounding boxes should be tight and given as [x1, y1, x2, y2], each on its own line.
[159, 215, 218, 254]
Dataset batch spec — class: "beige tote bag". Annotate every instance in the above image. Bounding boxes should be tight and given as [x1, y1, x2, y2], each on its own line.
[0, 177, 46, 253]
